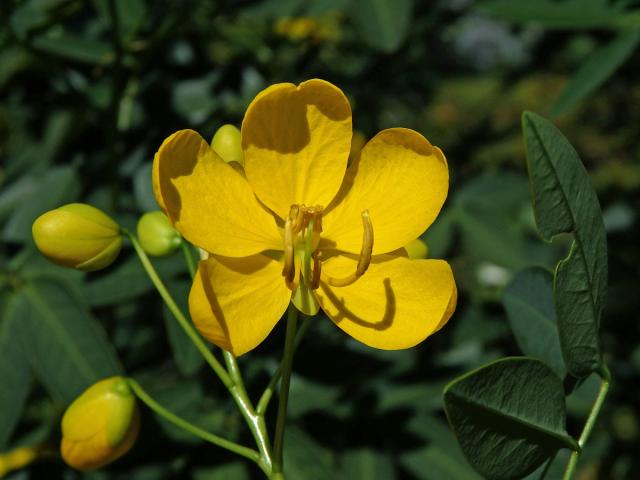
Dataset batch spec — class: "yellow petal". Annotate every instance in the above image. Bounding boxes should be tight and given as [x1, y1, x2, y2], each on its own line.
[189, 254, 292, 356]
[241, 79, 352, 219]
[154, 129, 282, 257]
[316, 254, 456, 350]
[322, 128, 449, 255]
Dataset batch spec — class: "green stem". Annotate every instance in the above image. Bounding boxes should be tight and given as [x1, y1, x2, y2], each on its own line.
[180, 240, 196, 278]
[133, 231, 274, 476]
[126, 231, 232, 388]
[562, 366, 611, 480]
[272, 304, 299, 476]
[127, 378, 260, 464]
[224, 351, 274, 473]
[257, 317, 312, 416]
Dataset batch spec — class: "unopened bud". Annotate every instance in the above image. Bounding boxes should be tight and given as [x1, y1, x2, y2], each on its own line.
[211, 124, 243, 165]
[405, 238, 429, 260]
[137, 211, 181, 256]
[61, 377, 139, 471]
[32, 203, 122, 271]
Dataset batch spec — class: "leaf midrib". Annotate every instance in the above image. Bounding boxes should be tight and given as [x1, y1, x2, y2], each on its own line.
[527, 118, 600, 325]
[446, 389, 572, 448]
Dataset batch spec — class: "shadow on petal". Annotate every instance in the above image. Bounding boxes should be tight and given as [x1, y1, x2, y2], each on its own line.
[318, 277, 396, 331]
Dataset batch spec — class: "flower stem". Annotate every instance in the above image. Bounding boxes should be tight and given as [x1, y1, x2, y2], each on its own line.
[130, 230, 275, 476]
[180, 239, 197, 278]
[272, 303, 299, 477]
[257, 317, 312, 416]
[562, 365, 611, 480]
[126, 231, 232, 388]
[224, 351, 274, 473]
[127, 378, 261, 464]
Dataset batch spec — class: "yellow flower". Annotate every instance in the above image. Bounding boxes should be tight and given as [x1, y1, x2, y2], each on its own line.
[61, 377, 139, 471]
[153, 79, 457, 356]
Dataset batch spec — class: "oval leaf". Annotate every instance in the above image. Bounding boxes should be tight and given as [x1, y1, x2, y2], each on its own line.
[522, 111, 607, 378]
[0, 294, 32, 448]
[443, 357, 576, 480]
[503, 267, 565, 377]
[16, 279, 123, 404]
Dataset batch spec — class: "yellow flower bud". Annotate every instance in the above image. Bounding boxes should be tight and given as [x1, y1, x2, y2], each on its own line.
[0, 445, 41, 477]
[61, 377, 139, 471]
[405, 238, 429, 260]
[137, 211, 181, 256]
[32, 203, 122, 272]
[211, 124, 244, 165]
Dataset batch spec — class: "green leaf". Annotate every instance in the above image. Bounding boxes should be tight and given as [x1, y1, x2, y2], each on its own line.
[83, 254, 185, 307]
[503, 267, 566, 377]
[401, 415, 482, 480]
[288, 375, 343, 418]
[2, 166, 80, 243]
[349, 0, 413, 53]
[443, 357, 576, 480]
[340, 449, 395, 479]
[0, 174, 38, 223]
[31, 32, 113, 64]
[163, 280, 204, 377]
[480, 0, 629, 29]
[283, 427, 335, 480]
[134, 162, 160, 212]
[16, 279, 122, 404]
[193, 463, 250, 480]
[551, 32, 640, 117]
[0, 294, 33, 449]
[522, 111, 607, 378]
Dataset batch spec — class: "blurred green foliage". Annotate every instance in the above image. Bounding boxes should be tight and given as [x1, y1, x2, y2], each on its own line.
[1, 0, 639, 478]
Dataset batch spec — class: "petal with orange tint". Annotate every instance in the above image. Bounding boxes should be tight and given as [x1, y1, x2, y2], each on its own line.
[322, 128, 449, 255]
[316, 254, 456, 350]
[241, 79, 352, 219]
[154, 129, 282, 257]
[189, 254, 292, 356]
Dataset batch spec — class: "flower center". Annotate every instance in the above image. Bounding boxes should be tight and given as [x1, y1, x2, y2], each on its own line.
[281, 204, 374, 291]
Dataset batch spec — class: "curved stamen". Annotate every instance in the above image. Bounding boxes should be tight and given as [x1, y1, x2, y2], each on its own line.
[321, 210, 373, 287]
[282, 217, 296, 289]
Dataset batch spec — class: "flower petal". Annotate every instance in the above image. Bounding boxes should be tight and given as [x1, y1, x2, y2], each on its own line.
[241, 79, 352, 219]
[154, 129, 282, 257]
[316, 254, 456, 350]
[189, 254, 292, 356]
[322, 128, 449, 255]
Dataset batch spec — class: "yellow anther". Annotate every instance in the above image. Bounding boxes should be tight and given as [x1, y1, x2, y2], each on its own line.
[284, 204, 326, 291]
[321, 210, 373, 287]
